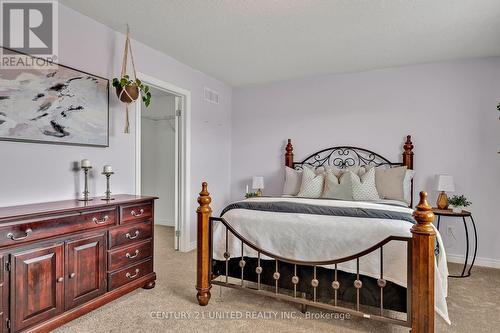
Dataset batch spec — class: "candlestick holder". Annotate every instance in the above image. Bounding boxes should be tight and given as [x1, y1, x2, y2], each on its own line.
[78, 166, 93, 201]
[101, 171, 115, 201]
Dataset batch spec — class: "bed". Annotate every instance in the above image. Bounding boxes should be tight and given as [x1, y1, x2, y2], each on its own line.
[195, 136, 447, 333]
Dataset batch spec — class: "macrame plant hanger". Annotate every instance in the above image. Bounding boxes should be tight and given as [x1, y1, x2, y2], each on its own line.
[119, 24, 138, 133]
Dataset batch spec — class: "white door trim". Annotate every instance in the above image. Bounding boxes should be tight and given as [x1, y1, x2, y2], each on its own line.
[134, 72, 192, 252]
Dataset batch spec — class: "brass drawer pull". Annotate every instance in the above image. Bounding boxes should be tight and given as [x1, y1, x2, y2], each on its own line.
[92, 215, 109, 224]
[7, 228, 32, 241]
[126, 250, 140, 259]
[125, 230, 140, 240]
[131, 209, 144, 217]
[126, 268, 140, 279]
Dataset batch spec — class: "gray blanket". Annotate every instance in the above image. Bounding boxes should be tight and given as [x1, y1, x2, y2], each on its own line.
[221, 200, 416, 224]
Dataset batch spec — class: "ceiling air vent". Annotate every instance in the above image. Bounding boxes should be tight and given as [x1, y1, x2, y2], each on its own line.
[204, 87, 220, 104]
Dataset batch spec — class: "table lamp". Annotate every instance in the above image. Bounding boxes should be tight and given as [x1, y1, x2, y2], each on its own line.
[435, 174, 455, 209]
[252, 176, 264, 196]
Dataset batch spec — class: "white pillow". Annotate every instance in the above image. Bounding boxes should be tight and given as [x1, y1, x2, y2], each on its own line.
[322, 171, 353, 200]
[283, 166, 302, 196]
[297, 166, 325, 198]
[403, 169, 415, 205]
[350, 167, 380, 201]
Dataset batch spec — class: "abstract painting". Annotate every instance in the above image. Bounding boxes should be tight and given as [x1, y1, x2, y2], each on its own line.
[0, 48, 109, 147]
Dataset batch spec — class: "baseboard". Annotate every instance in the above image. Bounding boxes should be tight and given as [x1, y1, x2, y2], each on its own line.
[188, 240, 196, 252]
[447, 254, 500, 269]
[178, 240, 196, 252]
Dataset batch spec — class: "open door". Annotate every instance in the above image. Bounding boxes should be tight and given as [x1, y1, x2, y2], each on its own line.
[136, 73, 190, 252]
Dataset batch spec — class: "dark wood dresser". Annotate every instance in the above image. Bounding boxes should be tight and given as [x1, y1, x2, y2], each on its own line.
[0, 194, 157, 332]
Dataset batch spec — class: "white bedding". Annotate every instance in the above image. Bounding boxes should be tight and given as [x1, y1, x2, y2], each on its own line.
[212, 196, 450, 324]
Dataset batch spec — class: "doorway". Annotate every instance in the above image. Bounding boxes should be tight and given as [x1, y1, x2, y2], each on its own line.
[135, 73, 191, 252]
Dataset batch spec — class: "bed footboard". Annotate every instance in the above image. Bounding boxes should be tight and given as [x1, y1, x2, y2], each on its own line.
[195, 183, 435, 333]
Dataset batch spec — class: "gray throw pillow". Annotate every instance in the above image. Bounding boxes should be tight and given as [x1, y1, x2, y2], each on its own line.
[322, 170, 353, 200]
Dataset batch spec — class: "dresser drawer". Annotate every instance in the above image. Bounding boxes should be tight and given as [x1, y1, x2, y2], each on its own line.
[108, 239, 152, 271]
[80, 208, 117, 228]
[120, 202, 152, 224]
[108, 221, 152, 249]
[0, 208, 116, 247]
[108, 259, 153, 290]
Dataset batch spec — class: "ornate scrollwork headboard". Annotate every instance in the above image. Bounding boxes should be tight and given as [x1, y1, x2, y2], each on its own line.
[284, 135, 415, 206]
[291, 146, 402, 170]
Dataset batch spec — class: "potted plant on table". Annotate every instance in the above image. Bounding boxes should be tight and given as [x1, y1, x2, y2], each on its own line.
[448, 195, 471, 213]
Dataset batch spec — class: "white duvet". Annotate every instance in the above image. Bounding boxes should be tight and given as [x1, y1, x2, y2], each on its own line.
[212, 196, 450, 324]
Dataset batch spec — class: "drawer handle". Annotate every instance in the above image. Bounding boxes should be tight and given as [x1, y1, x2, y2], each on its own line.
[57, 277, 64, 283]
[125, 230, 140, 240]
[126, 250, 140, 259]
[131, 209, 144, 217]
[92, 215, 109, 224]
[69, 272, 76, 279]
[126, 268, 140, 279]
[7, 228, 32, 241]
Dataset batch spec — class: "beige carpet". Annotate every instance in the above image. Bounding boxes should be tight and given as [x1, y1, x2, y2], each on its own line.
[56, 226, 500, 333]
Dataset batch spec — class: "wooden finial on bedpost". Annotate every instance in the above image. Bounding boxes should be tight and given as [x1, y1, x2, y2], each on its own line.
[285, 139, 294, 168]
[196, 182, 212, 306]
[403, 135, 414, 170]
[411, 191, 436, 333]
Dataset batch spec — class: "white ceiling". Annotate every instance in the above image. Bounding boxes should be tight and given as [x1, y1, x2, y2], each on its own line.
[61, 0, 500, 86]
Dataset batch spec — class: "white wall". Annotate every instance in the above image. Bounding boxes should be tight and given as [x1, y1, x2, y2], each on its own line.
[141, 95, 176, 226]
[231, 58, 500, 265]
[0, 5, 233, 247]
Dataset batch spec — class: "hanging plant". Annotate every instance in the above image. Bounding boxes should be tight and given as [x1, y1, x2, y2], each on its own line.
[112, 75, 151, 106]
[112, 25, 153, 133]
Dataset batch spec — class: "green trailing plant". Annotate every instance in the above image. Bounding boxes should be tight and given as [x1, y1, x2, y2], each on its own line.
[448, 194, 471, 207]
[245, 192, 258, 199]
[112, 75, 152, 107]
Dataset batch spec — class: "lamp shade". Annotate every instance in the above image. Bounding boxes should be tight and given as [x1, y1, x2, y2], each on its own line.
[435, 175, 455, 192]
[252, 176, 264, 189]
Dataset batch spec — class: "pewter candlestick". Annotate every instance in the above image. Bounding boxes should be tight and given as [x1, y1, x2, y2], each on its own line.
[78, 166, 93, 201]
[101, 171, 115, 201]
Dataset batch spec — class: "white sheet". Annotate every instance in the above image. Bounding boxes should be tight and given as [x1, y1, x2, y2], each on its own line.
[212, 196, 450, 324]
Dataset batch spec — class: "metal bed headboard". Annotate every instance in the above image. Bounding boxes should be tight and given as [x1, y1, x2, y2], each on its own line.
[293, 146, 403, 170]
[285, 135, 414, 207]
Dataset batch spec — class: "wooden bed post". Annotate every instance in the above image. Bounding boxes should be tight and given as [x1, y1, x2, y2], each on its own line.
[196, 182, 212, 306]
[403, 135, 414, 170]
[403, 135, 414, 206]
[411, 192, 436, 333]
[285, 139, 294, 168]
